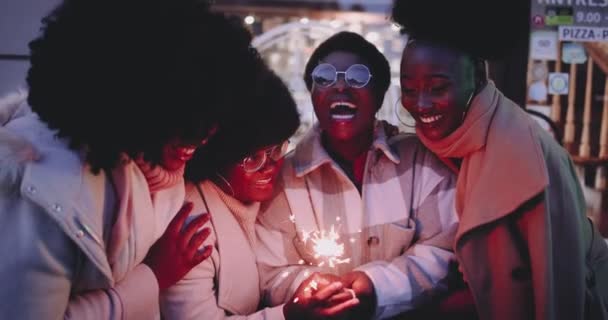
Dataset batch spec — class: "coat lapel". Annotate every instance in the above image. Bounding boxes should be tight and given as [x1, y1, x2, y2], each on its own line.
[199, 181, 260, 315]
[282, 158, 321, 234]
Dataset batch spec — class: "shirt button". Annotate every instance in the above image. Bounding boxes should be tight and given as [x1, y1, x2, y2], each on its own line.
[26, 185, 37, 194]
[367, 236, 380, 246]
[76, 230, 85, 238]
[52, 203, 62, 212]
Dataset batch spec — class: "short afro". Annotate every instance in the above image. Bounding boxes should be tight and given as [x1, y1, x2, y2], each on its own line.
[392, 0, 530, 60]
[185, 66, 301, 182]
[303, 31, 391, 106]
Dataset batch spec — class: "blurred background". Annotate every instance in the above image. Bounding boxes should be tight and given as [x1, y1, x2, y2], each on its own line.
[0, 0, 527, 141]
[1, 0, 606, 235]
[214, 0, 410, 146]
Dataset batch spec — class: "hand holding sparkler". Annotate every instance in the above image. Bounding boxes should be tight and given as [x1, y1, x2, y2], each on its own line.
[283, 272, 359, 320]
[340, 271, 377, 320]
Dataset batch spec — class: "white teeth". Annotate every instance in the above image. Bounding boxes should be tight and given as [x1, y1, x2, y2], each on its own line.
[330, 101, 357, 109]
[419, 115, 443, 124]
[256, 178, 272, 184]
[331, 114, 355, 120]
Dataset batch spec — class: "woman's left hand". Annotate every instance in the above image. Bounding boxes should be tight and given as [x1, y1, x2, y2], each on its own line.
[144, 202, 212, 290]
[340, 271, 377, 320]
[284, 272, 359, 320]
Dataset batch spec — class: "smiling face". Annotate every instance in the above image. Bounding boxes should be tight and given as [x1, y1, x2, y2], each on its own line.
[400, 41, 476, 141]
[221, 144, 285, 203]
[311, 51, 380, 142]
[160, 126, 218, 172]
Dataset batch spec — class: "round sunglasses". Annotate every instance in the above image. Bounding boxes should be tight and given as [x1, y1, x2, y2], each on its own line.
[241, 140, 289, 173]
[311, 63, 373, 89]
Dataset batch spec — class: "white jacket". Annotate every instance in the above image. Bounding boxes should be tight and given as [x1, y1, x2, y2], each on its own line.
[255, 123, 459, 319]
[0, 92, 185, 319]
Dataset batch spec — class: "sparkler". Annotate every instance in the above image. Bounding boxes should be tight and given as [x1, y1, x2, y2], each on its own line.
[289, 213, 356, 303]
[308, 225, 351, 268]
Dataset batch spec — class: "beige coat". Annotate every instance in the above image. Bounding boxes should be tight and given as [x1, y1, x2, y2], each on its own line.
[0, 92, 183, 319]
[419, 83, 608, 320]
[161, 181, 285, 320]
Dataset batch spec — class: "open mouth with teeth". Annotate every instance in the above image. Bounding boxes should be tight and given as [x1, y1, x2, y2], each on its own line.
[418, 114, 444, 125]
[255, 177, 273, 186]
[173, 145, 197, 162]
[330, 101, 357, 121]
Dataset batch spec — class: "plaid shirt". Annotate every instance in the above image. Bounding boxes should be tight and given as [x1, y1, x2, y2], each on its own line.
[255, 122, 459, 319]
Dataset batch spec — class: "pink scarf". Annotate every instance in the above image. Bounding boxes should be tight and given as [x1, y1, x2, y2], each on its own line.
[418, 82, 549, 244]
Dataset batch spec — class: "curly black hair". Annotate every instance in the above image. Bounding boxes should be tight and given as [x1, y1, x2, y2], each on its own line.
[185, 66, 301, 182]
[27, 0, 261, 172]
[303, 31, 391, 107]
[391, 0, 529, 61]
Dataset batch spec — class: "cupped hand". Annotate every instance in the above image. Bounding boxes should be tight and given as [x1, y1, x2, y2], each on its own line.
[144, 202, 212, 290]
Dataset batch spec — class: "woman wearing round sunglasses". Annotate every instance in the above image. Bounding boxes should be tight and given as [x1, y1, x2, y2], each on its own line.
[160, 69, 312, 319]
[256, 31, 459, 320]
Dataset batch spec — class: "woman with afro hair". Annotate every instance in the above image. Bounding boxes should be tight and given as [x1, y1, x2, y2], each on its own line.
[0, 0, 274, 318]
[161, 67, 304, 320]
[393, 0, 608, 319]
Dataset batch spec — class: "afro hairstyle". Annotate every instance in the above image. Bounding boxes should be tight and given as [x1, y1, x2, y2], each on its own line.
[303, 31, 391, 106]
[185, 65, 301, 182]
[27, 0, 261, 172]
[391, 0, 530, 61]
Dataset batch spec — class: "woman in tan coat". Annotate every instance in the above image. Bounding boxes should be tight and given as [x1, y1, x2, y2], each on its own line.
[160, 69, 359, 320]
[393, 0, 608, 319]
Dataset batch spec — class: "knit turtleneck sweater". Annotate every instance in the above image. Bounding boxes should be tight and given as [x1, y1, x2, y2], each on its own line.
[210, 182, 260, 246]
[134, 157, 184, 193]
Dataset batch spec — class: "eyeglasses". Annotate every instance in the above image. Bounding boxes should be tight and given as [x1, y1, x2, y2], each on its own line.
[311, 63, 373, 89]
[241, 140, 289, 173]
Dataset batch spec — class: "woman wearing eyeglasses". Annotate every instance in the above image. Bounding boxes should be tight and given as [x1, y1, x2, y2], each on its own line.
[159, 69, 309, 319]
[255, 31, 459, 320]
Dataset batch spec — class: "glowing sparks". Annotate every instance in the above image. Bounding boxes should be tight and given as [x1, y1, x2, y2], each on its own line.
[301, 230, 311, 243]
[309, 279, 318, 290]
[302, 225, 351, 268]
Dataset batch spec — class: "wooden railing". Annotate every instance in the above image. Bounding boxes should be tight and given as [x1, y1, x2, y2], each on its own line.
[533, 42, 608, 235]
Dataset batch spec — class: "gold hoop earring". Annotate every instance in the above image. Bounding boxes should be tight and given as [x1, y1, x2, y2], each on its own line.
[394, 95, 416, 128]
[215, 173, 235, 197]
[463, 89, 475, 121]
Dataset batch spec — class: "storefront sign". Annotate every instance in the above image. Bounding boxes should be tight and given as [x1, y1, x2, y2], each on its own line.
[531, 30, 560, 60]
[562, 42, 588, 63]
[548, 72, 569, 94]
[559, 25, 608, 41]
